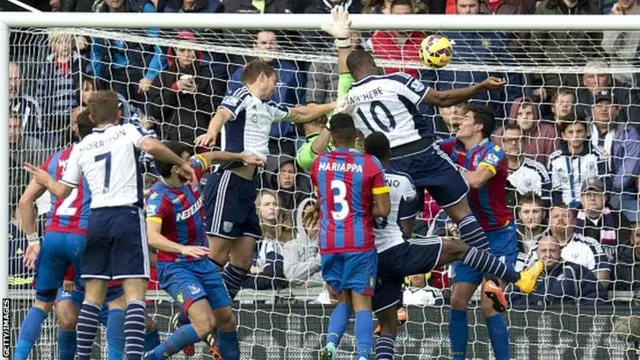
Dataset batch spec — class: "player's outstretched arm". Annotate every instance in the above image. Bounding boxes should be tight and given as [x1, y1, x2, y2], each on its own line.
[147, 220, 209, 258]
[288, 102, 337, 124]
[18, 179, 47, 270]
[200, 151, 266, 168]
[195, 107, 234, 147]
[422, 77, 506, 107]
[321, 5, 352, 75]
[138, 137, 196, 183]
[23, 163, 73, 199]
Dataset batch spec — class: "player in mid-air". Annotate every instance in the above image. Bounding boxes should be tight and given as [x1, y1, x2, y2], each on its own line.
[310, 113, 391, 360]
[25, 90, 195, 360]
[193, 60, 335, 303]
[319, 6, 540, 311]
[438, 105, 528, 360]
[15, 109, 131, 360]
[143, 142, 264, 359]
[361, 132, 543, 360]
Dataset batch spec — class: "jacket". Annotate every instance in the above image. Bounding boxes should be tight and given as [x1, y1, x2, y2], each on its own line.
[146, 30, 215, 145]
[242, 237, 287, 290]
[370, 31, 424, 78]
[509, 261, 608, 306]
[615, 236, 640, 291]
[548, 141, 608, 206]
[590, 123, 640, 197]
[282, 198, 323, 287]
[306, 61, 339, 104]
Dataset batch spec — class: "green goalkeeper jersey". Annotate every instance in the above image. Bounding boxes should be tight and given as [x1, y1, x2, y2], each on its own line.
[296, 73, 355, 173]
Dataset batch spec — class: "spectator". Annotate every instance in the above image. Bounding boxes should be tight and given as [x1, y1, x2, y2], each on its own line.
[450, 0, 492, 13]
[223, 0, 296, 13]
[9, 62, 42, 138]
[370, 0, 425, 78]
[262, 156, 313, 219]
[307, 31, 361, 104]
[548, 119, 608, 207]
[547, 88, 576, 127]
[434, 103, 465, 138]
[587, 91, 640, 223]
[402, 274, 446, 306]
[494, 0, 537, 60]
[164, 0, 220, 12]
[9, 113, 47, 208]
[516, 192, 548, 254]
[601, 0, 640, 86]
[90, 0, 164, 102]
[500, 124, 551, 207]
[441, 0, 522, 120]
[509, 235, 608, 306]
[525, 204, 611, 287]
[615, 223, 640, 291]
[36, 32, 83, 147]
[243, 190, 292, 290]
[283, 199, 323, 289]
[303, 0, 362, 13]
[576, 177, 630, 264]
[494, 97, 559, 165]
[362, 0, 429, 13]
[530, 0, 602, 92]
[229, 30, 307, 155]
[61, 0, 95, 11]
[146, 30, 216, 145]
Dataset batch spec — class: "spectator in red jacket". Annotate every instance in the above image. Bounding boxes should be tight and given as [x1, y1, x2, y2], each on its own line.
[370, 0, 425, 78]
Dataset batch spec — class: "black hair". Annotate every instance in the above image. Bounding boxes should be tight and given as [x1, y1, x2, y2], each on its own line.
[328, 113, 358, 144]
[364, 132, 391, 162]
[76, 109, 94, 139]
[155, 141, 191, 178]
[466, 105, 496, 139]
[346, 50, 378, 78]
[503, 122, 521, 133]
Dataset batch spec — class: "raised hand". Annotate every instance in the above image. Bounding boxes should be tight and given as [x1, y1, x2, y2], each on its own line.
[195, 133, 215, 147]
[23, 243, 40, 270]
[23, 163, 53, 188]
[320, 5, 352, 39]
[480, 77, 506, 90]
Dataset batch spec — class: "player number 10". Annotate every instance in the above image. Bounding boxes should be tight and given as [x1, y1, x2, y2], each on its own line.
[330, 180, 349, 221]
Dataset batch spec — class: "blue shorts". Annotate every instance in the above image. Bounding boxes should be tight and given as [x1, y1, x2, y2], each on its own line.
[34, 232, 86, 302]
[158, 260, 231, 313]
[321, 251, 377, 296]
[204, 170, 262, 240]
[388, 141, 469, 208]
[83, 207, 150, 280]
[373, 237, 443, 313]
[55, 285, 124, 325]
[451, 223, 519, 285]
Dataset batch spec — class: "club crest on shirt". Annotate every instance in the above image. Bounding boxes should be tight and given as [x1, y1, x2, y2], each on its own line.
[176, 293, 184, 303]
[188, 284, 201, 295]
[223, 221, 233, 233]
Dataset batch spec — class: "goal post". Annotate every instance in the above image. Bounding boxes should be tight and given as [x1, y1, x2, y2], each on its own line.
[2, 11, 640, 359]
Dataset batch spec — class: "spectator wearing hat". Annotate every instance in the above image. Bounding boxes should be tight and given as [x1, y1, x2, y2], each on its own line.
[588, 90, 640, 224]
[524, 203, 611, 287]
[548, 118, 608, 207]
[575, 177, 631, 266]
[509, 235, 608, 306]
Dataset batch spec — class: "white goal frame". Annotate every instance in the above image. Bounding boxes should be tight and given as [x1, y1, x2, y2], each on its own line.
[0, 12, 639, 357]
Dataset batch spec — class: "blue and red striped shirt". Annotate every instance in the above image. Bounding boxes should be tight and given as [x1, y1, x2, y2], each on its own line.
[439, 138, 513, 231]
[310, 148, 389, 255]
[41, 145, 91, 236]
[146, 155, 210, 263]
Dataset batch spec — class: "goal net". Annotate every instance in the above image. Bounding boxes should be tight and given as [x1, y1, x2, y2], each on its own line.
[4, 13, 640, 359]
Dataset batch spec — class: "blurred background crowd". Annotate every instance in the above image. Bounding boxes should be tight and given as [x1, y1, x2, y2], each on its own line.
[3, 0, 640, 307]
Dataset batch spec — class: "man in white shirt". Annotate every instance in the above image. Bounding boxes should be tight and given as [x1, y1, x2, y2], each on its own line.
[25, 91, 194, 360]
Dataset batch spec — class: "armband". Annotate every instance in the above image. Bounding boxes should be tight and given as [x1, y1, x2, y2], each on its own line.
[335, 38, 351, 49]
[27, 233, 39, 245]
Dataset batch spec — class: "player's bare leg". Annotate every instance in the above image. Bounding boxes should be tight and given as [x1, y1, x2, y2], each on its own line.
[209, 235, 255, 299]
[212, 305, 240, 359]
[55, 299, 79, 360]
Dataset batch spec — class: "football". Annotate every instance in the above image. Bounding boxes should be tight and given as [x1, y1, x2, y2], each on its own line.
[419, 34, 453, 69]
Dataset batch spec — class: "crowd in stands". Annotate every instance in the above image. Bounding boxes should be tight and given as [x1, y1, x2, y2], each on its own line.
[5, 0, 640, 307]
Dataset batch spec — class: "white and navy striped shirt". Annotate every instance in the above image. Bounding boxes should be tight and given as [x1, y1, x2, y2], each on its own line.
[547, 145, 607, 205]
[522, 233, 610, 274]
[375, 170, 420, 253]
[507, 157, 551, 199]
[61, 123, 151, 209]
[218, 86, 290, 169]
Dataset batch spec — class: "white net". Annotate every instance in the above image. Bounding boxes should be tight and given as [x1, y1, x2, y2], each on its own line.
[6, 21, 640, 359]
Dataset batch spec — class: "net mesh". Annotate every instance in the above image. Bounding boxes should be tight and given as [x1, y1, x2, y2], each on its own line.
[6, 23, 640, 359]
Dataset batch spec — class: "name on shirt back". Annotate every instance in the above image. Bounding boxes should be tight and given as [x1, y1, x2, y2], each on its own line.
[318, 160, 363, 173]
[79, 128, 127, 152]
[347, 87, 383, 105]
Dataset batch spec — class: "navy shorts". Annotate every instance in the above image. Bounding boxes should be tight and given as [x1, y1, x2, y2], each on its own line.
[158, 260, 231, 313]
[34, 232, 86, 302]
[389, 141, 469, 208]
[451, 223, 519, 285]
[204, 170, 261, 240]
[373, 237, 443, 313]
[83, 207, 150, 280]
[322, 251, 377, 296]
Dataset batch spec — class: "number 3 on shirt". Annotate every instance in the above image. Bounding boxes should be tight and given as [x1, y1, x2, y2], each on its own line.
[330, 180, 349, 221]
[95, 152, 112, 190]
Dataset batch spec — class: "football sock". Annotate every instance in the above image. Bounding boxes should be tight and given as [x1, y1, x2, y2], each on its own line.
[145, 328, 161, 351]
[218, 330, 240, 360]
[76, 300, 102, 360]
[449, 309, 468, 360]
[327, 303, 350, 346]
[463, 246, 519, 283]
[15, 306, 48, 360]
[124, 300, 147, 360]
[106, 308, 125, 360]
[149, 324, 200, 359]
[58, 329, 76, 360]
[222, 264, 248, 300]
[486, 313, 510, 360]
[354, 310, 374, 360]
[458, 215, 489, 251]
[375, 335, 395, 360]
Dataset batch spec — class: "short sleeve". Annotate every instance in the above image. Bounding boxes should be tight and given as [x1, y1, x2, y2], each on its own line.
[398, 175, 420, 220]
[123, 123, 152, 148]
[146, 191, 170, 224]
[437, 138, 456, 155]
[296, 140, 316, 173]
[266, 101, 291, 122]
[368, 157, 389, 195]
[40, 153, 55, 172]
[60, 146, 82, 188]
[479, 144, 505, 176]
[189, 155, 210, 181]
[218, 90, 249, 120]
[392, 75, 430, 105]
